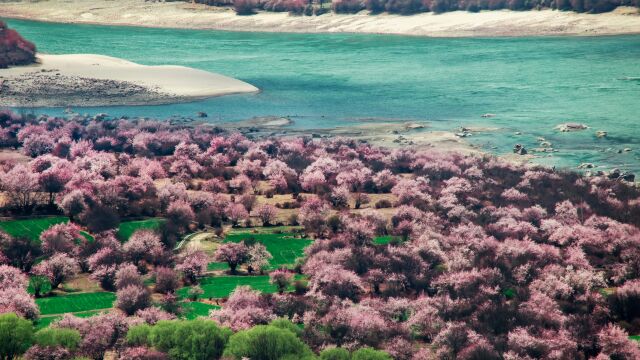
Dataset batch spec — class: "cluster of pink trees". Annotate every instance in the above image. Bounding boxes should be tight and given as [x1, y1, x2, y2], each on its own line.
[1, 110, 640, 358]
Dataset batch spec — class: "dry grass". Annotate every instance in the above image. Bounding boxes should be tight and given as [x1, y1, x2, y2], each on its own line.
[59, 274, 103, 294]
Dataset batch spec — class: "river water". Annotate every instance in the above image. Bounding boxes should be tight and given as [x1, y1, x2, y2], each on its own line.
[4, 19, 640, 172]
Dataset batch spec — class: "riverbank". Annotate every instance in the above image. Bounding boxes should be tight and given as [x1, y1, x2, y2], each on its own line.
[0, 54, 258, 107]
[1, 0, 639, 37]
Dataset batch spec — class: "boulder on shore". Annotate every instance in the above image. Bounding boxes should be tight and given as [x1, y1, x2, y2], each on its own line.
[0, 21, 37, 69]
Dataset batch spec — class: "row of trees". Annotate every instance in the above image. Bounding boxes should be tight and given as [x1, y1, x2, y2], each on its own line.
[1, 312, 394, 360]
[204, 0, 640, 16]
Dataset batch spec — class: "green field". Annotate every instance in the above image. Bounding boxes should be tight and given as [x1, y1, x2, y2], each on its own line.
[36, 292, 116, 315]
[373, 235, 402, 245]
[181, 301, 221, 319]
[207, 262, 230, 271]
[0, 216, 69, 242]
[224, 230, 312, 269]
[177, 274, 304, 299]
[117, 218, 165, 241]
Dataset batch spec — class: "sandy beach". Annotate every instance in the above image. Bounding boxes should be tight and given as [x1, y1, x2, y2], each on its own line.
[0, 53, 258, 107]
[1, 0, 639, 37]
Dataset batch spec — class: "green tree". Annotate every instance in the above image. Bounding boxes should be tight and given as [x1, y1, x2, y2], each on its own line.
[149, 319, 230, 360]
[351, 348, 392, 360]
[269, 318, 302, 337]
[224, 325, 313, 360]
[320, 347, 350, 360]
[0, 313, 34, 360]
[34, 327, 81, 351]
[126, 324, 152, 347]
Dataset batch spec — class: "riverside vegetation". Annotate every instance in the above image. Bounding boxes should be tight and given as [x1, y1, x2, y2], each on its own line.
[196, 0, 640, 17]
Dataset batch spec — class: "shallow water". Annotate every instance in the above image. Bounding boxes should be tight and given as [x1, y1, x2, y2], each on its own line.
[4, 19, 640, 172]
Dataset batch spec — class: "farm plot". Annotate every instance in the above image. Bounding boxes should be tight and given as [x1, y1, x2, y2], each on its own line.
[177, 274, 304, 299]
[181, 301, 221, 319]
[117, 218, 165, 241]
[36, 292, 116, 315]
[0, 216, 69, 242]
[224, 230, 312, 269]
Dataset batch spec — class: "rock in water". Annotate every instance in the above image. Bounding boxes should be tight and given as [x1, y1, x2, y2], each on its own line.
[621, 172, 635, 182]
[578, 163, 595, 169]
[608, 168, 621, 179]
[595, 130, 608, 138]
[0, 21, 37, 69]
[513, 144, 527, 155]
[555, 123, 588, 132]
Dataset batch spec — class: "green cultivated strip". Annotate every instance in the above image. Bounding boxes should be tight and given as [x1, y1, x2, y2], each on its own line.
[117, 218, 165, 241]
[224, 231, 312, 270]
[0, 217, 69, 242]
[36, 292, 116, 315]
[177, 275, 305, 299]
[181, 301, 221, 319]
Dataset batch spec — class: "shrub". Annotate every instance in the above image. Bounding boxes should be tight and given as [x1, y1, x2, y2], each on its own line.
[0, 22, 37, 69]
[385, 0, 424, 13]
[351, 348, 393, 360]
[154, 267, 180, 294]
[0, 313, 34, 360]
[127, 324, 152, 347]
[234, 0, 258, 16]
[375, 199, 392, 209]
[118, 346, 169, 360]
[263, 0, 307, 14]
[269, 318, 302, 337]
[187, 286, 204, 301]
[223, 325, 313, 360]
[149, 319, 231, 360]
[33, 328, 81, 351]
[332, 0, 365, 12]
[270, 269, 294, 294]
[320, 347, 351, 360]
[116, 285, 151, 315]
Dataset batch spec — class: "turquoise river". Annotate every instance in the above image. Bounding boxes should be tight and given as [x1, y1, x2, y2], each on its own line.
[3, 19, 640, 172]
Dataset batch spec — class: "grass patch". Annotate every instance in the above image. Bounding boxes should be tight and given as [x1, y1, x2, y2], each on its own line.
[207, 262, 230, 271]
[0, 216, 69, 242]
[117, 218, 165, 241]
[224, 229, 312, 269]
[177, 274, 304, 299]
[80, 231, 94, 242]
[181, 301, 221, 320]
[373, 235, 401, 245]
[36, 292, 116, 315]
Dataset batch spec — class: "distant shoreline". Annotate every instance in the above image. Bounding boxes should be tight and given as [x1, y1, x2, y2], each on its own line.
[1, 0, 639, 37]
[0, 54, 258, 107]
